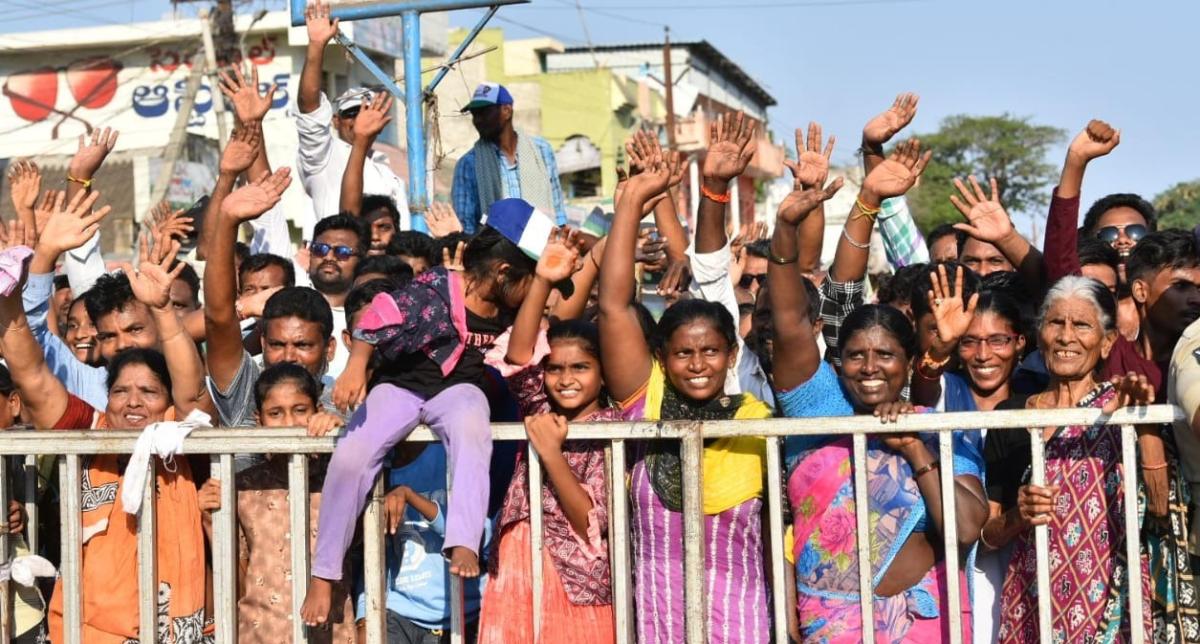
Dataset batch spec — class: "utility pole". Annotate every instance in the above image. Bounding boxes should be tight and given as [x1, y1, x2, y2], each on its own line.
[200, 7, 230, 146]
[662, 26, 676, 150]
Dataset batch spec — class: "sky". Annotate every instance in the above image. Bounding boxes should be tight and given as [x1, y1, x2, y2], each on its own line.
[8, 0, 1200, 236]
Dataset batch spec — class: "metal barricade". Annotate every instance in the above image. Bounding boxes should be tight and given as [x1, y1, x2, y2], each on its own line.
[0, 404, 1181, 644]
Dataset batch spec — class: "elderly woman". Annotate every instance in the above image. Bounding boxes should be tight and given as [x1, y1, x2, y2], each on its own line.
[0, 233, 214, 643]
[768, 147, 989, 642]
[980, 276, 1154, 643]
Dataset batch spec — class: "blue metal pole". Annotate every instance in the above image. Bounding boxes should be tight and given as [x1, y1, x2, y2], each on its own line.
[425, 5, 499, 95]
[403, 10, 429, 232]
[333, 32, 407, 103]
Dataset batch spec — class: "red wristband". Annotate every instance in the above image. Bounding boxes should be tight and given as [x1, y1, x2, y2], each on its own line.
[701, 185, 731, 204]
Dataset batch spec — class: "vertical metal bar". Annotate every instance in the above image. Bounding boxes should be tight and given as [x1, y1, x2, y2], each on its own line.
[23, 455, 37, 556]
[363, 472, 386, 644]
[60, 455, 82, 644]
[610, 439, 633, 644]
[852, 433, 874, 644]
[527, 444, 544, 640]
[1030, 428, 1052, 644]
[212, 455, 237, 644]
[937, 432, 962, 644]
[0, 455, 10, 644]
[449, 457, 465, 644]
[424, 5, 499, 94]
[680, 423, 707, 643]
[288, 455, 310, 644]
[1122, 424, 1145, 644]
[137, 460, 158, 643]
[402, 9, 430, 232]
[764, 436, 789, 644]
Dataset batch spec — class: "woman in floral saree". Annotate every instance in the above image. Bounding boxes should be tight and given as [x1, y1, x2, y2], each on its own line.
[981, 276, 1156, 643]
[765, 156, 990, 643]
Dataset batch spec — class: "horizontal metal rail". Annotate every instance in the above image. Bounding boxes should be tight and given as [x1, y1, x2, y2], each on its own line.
[0, 404, 1178, 644]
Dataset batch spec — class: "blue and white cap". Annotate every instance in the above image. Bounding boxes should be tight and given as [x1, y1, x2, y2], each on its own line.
[484, 198, 557, 260]
[461, 82, 514, 113]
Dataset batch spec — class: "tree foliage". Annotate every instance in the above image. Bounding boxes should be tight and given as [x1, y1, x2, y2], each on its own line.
[1153, 179, 1200, 230]
[906, 114, 1066, 233]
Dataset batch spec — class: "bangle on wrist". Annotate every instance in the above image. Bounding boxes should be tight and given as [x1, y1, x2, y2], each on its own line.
[66, 174, 93, 189]
[917, 350, 952, 380]
[1141, 462, 1168, 471]
[701, 184, 731, 204]
[912, 460, 939, 481]
[978, 525, 1000, 550]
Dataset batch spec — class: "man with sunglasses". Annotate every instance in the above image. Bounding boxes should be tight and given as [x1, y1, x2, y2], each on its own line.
[1044, 118, 1158, 284]
[292, 1, 411, 231]
[302, 215, 367, 378]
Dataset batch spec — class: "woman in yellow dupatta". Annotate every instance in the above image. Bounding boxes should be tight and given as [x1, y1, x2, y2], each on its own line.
[0, 230, 216, 643]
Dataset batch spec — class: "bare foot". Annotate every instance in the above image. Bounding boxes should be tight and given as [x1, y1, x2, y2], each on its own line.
[300, 576, 333, 626]
[448, 546, 480, 578]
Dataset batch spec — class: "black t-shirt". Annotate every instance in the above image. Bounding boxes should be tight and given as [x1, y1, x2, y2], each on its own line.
[983, 394, 1033, 510]
[371, 309, 512, 399]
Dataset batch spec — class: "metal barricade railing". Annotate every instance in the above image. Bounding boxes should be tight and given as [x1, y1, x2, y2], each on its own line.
[0, 404, 1183, 644]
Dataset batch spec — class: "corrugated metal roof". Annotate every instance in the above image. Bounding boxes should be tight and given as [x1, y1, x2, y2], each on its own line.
[559, 40, 775, 108]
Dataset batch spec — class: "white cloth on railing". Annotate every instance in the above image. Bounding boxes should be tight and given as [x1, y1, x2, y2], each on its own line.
[121, 409, 212, 515]
[0, 553, 56, 587]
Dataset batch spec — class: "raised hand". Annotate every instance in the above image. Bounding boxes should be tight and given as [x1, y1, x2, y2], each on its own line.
[777, 178, 844, 227]
[426, 201, 463, 238]
[635, 227, 669, 272]
[623, 146, 683, 205]
[524, 413, 569, 459]
[32, 190, 60, 237]
[793, 122, 835, 188]
[0, 218, 36, 252]
[218, 65, 277, 124]
[122, 232, 186, 311]
[7, 160, 41, 217]
[950, 175, 1014, 243]
[220, 167, 291, 222]
[862, 92, 919, 147]
[219, 125, 262, 176]
[68, 127, 119, 179]
[702, 111, 756, 184]
[657, 257, 692, 296]
[926, 264, 979, 355]
[36, 190, 112, 256]
[305, 0, 340, 46]
[1103, 371, 1154, 414]
[147, 200, 194, 241]
[442, 240, 466, 271]
[861, 139, 931, 199]
[353, 91, 394, 142]
[1067, 119, 1120, 164]
[536, 227, 583, 283]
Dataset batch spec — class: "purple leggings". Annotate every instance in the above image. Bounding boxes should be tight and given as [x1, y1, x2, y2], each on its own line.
[312, 383, 492, 580]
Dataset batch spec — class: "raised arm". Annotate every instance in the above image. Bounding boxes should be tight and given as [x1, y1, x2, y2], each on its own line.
[696, 112, 756, 254]
[792, 123, 835, 273]
[1045, 119, 1120, 282]
[769, 161, 843, 391]
[908, 265, 978, 406]
[950, 175, 1044, 287]
[298, 1, 339, 114]
[123, 233, 211, 417]
[506, 228, 580, 365]
[197, 124, 259, 261]
[7, 161, 41, 232]
[831, 139, 931, 283]
[64, 127, 118, 205]
[598, 147, 679, 401]
[339, 92, 393, 216]
[626, 130, 689, 262]
[204, 128, 290, 390]
[860, 93, 918, 176]
[0, 221, 92, 429]
[218, 64, 277, 181]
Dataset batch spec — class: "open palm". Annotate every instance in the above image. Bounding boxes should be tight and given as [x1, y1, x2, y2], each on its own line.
[949, 176, 1012, 243]
[536, 230, 581, 283]
[219, 66, 275, 123]
[862, 92, 918, 147]
[702, 112, 755, 183]
[777, 167, 843, 226]
[221, 168, 291, 222]
[862, 139, 930, 199]
[927, 265, 977, 349]
[220, 127, 260, 175]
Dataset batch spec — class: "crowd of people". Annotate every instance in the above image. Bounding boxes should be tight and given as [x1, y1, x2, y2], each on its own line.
[4, 2, 1200, 643]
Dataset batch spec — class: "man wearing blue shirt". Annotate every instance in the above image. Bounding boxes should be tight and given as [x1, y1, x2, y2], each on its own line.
[451, 83, 567, 234]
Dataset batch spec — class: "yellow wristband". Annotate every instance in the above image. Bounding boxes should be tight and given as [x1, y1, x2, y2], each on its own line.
[67, 175, 93, 189]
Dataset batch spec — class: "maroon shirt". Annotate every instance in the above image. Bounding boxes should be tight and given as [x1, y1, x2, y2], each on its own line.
[1102, 335, 1167, 403]
[1044, 190, 1082, 283]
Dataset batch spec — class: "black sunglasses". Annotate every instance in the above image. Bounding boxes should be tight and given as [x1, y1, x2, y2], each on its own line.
[310, 242, 358, 261]
[1095, 224, 1147, 244]
[338, 106, 361, 119]
[739, 273, 768, 289]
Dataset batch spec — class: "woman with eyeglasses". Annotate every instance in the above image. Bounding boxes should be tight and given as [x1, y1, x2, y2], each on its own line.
[908, 266, 1031, 643]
